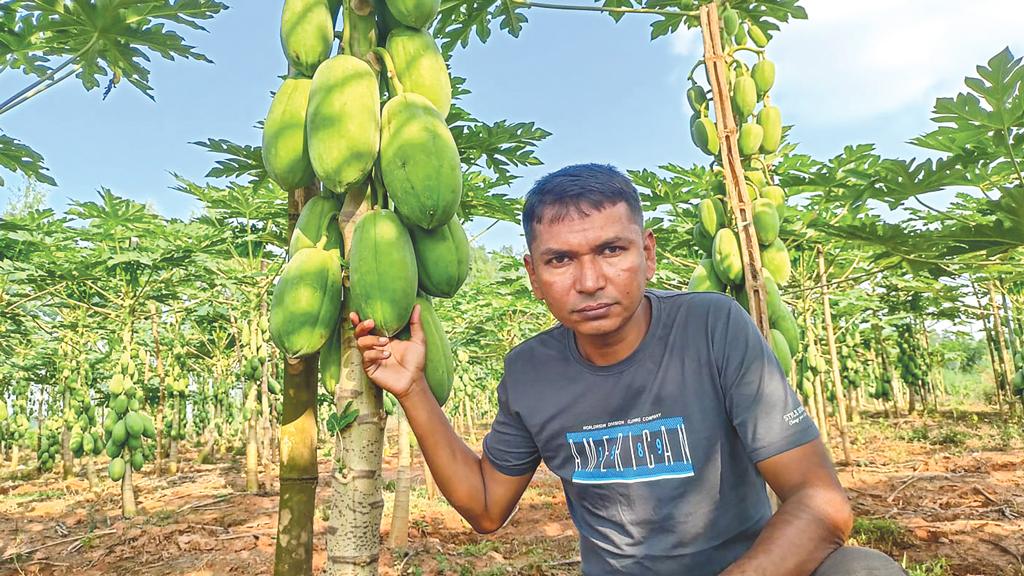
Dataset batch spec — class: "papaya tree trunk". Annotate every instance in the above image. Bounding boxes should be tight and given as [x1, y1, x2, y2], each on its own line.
[817, 247, 852, 464]
[247, 409, 260, 492]
[121, 449, 137, 518]
[11, 444, 19, 471]
[990, 282, 1016, 410]
[84, 453, 99, 491]
[61, 385, 73, 480]
[1001, 286, 1020, 371]
[389, 407, 411, 552]
[324, 185, 387, 576]
[261, 292, 275, 492]
[273, 184, 321, 576]
[150, 302, 167, 476]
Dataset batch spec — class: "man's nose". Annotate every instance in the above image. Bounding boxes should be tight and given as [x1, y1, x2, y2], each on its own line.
[575, 256, 606, 294]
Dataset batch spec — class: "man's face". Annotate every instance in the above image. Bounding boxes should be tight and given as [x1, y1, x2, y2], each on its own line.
[524, 202, 656, 338]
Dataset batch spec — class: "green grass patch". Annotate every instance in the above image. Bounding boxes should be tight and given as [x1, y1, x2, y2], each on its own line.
[902, 557, 950, 576]
[459, 540, 499, 558]
[148, 508, 176, 526]
[851, 517, 911, 552]
[2, 489, 63, 501]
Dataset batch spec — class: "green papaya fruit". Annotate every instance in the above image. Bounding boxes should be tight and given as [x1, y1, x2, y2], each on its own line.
[109, 373, 124, 395]
[415, 294, 454, 407]
[751, 59, 775, 98]
[732, 76, 757, 119]
[770, 329, 793, 373]
[699, 197, 726, 237]
[269, 244, 344, 357]
[387, 28, 452, 118]
[688, 259, 725, 293]
[690, 116, 719, 156]
[82, 431, 94, 454]
[759, 185, 786, 219]
[70, 434, 83, 455]
[772, 306, 800, 356]
[686, 84, 707, 112]
[308, 55, 381, 193]
[319, 324, 342, 394]
[752, 198, 780, 245]
[381, 93, 462, 230]
[761, 238, 791, 285]
[762, 269, 784, 320]
[289, 195, 342, 256]
[113, 394, 129, 416]
[131, 450, 144, 472]
[142, 414, 156, 440]
[263, 78, 315, 192]
[692, 224, 713, 255]
[733, 24, 748, 46]
[721, 8, 739, 35]
[738, 122, 764, 156]
[0, 402, 7, 421]
[280, 0, 335, 77]
[109, 457, 126, 482]
[385, 0, 439, 29]
[348, 209, 418, 336]
[112, 419, 127, 446]
[747, 22, 769, 47]
[127, 435, 142, 451]
[125, 411, 144, 438]
[408, 216, 470, 298]
[105, 437, 120, 459]
[92, 432, 104, 456]
[712, 228, 744, 287]
[745, 169, 767, 190]
[757, 105, 782, 154]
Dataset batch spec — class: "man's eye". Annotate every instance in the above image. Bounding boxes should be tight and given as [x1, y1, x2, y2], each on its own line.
[603, 246, 623, 254]
[550, 255, 569, 265]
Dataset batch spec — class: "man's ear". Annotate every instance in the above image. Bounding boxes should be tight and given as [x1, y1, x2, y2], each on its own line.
[523, 253, 545, 301]
[643, 228, 657, 281]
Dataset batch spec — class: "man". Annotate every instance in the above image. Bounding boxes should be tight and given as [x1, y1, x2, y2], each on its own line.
[351, 164, 905, 575]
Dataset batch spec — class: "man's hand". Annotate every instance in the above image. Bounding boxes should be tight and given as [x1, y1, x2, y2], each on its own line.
[350, 305, 426, 400]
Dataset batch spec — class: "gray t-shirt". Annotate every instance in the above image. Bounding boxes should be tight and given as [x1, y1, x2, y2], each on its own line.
[482, 289, 819, 575]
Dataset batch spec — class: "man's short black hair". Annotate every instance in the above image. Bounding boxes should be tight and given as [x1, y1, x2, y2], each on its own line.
[522, 163, 644, 248]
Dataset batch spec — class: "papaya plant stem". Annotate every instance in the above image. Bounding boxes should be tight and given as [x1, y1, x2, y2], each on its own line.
[727, 45, 764, 58]
[507, 0, 698, 17]
[687, 60, 706, 82]
[368, 48, 403, 96]
[0, 65, 81, 116]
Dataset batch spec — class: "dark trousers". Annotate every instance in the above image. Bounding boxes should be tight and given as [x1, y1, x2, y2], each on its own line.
[812, 546, 907, 575]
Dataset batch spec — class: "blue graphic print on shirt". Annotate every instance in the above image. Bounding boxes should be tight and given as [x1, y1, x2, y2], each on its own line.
[566, 416, 695, 484]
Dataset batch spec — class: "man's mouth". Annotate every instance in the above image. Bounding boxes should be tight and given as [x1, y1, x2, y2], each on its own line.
[575, 303, 613, 313]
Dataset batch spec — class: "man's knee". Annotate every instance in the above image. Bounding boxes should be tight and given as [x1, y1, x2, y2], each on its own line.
[812, 546, 907, 576]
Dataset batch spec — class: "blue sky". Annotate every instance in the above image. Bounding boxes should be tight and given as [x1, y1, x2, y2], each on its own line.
[2, 1, 1022, 252]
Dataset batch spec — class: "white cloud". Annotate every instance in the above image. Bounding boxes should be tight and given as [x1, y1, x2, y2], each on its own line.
[668, 1, 1024, 125]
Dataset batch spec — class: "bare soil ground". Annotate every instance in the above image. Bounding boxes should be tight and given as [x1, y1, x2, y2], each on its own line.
[1, 406, 1021, 576]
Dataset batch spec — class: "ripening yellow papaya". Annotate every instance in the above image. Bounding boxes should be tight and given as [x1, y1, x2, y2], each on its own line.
[307, 55, 380, 193]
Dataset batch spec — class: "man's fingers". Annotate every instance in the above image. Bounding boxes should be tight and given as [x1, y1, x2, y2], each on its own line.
[357, 335, 390, 352]
[353, 317, 376, 338]
[349, 311, 360, 326]
[408, 304, 426, 344]
[360, 349, 392, 364]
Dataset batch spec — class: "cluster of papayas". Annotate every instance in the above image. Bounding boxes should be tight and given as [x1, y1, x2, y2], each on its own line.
[103, 348, 156, 481]
[266, 0, 461, 408]
[684, 13, 798, 373]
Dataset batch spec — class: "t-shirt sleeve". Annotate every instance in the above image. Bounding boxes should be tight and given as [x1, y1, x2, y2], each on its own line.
[482, 362, 541, 477]
[713, 297, 819, 463]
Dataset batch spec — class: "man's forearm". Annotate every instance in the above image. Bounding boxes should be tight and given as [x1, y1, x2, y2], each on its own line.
[397, 377, 494, 530]
[721, 488, 852, 576]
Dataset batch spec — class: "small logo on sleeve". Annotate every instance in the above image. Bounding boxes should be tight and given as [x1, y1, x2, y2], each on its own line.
[783, 406, 808, 427]
[565, 416, 695, 484]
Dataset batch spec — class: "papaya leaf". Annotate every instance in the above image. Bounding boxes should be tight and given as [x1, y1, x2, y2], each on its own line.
[0, 132, 56, 186]
[8, 0, 227, 98]
[191, 138, 269, 183]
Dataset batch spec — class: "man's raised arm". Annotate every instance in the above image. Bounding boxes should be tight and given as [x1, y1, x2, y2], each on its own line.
[351, 306, 533, 533]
